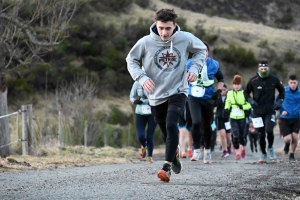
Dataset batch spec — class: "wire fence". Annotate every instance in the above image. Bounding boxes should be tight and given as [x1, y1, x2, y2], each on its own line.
[0, 110, 22, 149]
[0, 105, 34, 156]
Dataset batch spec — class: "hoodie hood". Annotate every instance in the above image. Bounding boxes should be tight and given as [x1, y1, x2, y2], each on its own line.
[150, 22, 180, 54]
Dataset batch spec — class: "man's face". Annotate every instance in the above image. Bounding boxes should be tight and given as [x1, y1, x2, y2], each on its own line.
[221, 87, 227, 96]
[258, 67, 269, 71]
[156, 21, 176, 41]
[288, 79, 298, 90]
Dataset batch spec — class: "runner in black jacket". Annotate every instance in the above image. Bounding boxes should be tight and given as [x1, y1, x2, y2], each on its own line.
[214, 83, 231, 157]
[244, 60, 285, 163]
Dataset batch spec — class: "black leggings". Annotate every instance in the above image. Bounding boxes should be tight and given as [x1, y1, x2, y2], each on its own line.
[254, 113, 275, 154]
[150, 94, 186, 162]
[188, 98, 214, 149]
[248, 133, 259, 152]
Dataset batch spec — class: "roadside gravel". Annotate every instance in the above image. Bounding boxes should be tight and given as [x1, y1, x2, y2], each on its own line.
[1, 136, 299, 200]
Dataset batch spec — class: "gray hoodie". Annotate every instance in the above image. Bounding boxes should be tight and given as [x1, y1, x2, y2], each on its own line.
[126, 22, 206, 106]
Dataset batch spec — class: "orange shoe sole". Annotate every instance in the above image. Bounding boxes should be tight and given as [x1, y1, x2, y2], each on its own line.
[157, 170, 170, 182]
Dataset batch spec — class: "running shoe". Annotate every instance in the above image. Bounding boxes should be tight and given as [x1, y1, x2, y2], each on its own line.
[172, 147, 182, 174]
[187, 149, 193, 157]
[140, 146, 146, 158]
[235, 154, 241, 160]
[268, 147, 277, 160]
[181, 152, 187, 158]
[221, 150, 229, 157]
[289, 153, 296, 161]
[259, 154, 267, 163]
[203, 149, 212, 164]
[284, 143, 290, 154]
[147, 156, 153, 164]
[191, 149, 201, 161]
[157, 163, 171, 182]
[227, 146, 231, 154]
[240, 148, 246, 158]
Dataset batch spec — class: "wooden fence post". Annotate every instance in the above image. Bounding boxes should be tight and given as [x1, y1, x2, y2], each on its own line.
[104, 129, 107, 147]
[58, 111, 63, 147]
[27, 104, 34, 155]
[21, 105, 28, 155]
[127, 124, 131, 147]
[84, 120, 88, 148]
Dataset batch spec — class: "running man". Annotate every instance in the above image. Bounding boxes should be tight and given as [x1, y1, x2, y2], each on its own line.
[277, 74, 300, 161]
[126, 8, 206, 182]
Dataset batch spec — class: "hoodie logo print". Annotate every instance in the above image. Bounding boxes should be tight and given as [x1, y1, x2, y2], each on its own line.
[154, 46, 181, 71]
[160, 51, 176, 67]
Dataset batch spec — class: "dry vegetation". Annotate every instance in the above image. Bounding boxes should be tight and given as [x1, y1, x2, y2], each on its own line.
[0, 144, 167, 173]
[2, 0, 300, 173]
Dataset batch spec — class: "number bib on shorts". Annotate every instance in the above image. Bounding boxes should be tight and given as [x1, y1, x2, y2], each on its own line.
[224, 121, 231, 130]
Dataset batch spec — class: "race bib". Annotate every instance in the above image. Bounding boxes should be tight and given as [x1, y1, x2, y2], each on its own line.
[224, 122, 231, 130]
[252, 117, 264, 128]
[191, 86, 205, 97]
[141, 105, 151, 115]
[231, 108, 243, 116]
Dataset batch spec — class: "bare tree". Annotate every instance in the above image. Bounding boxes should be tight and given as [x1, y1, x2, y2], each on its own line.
[0, 0, 84, 157]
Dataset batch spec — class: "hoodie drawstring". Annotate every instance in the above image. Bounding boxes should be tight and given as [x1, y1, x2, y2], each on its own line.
[170, 40, 173, 54]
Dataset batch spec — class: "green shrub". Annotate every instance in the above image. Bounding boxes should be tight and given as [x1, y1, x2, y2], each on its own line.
[177, 17, 192, 32]
[213, 44, 257, 69]
[271, 60, 287, 79]
[284, 49, 295, 62]
[135, 0, 150, 8]
[281, 12, 294, 24]
[257, 40, 268, 48]
[108, 104, 131, 126]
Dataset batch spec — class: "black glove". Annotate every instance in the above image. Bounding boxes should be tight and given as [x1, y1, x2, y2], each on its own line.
[212, 89, 221, 100]
[133, 99, 143, 105]
[224, 109, 231, 116]
[237, 104, 243, 110]
[273, 99, 283, 110]
[248, 98, 258, 108]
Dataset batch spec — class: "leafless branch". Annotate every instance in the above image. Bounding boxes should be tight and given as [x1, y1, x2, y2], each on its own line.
[0, 0, 86, 74]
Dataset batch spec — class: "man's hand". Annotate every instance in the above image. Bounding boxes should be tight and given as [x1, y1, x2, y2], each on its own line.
[273, 99, 283, 110]
[212, 89, 221, 100]
[186, 72, 197, 82]
[143, 79, 155, 93]
[248, 98, 258, 107]
[281, 111, 288, 116]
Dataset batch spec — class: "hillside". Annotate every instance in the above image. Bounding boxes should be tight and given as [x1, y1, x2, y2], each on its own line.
[123, 0, 300, 82]
[161, 0, 300, 31]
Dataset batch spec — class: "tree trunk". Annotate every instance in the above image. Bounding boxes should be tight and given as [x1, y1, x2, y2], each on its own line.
[0, 0, 10, 157]
[0, 87, 10, 157]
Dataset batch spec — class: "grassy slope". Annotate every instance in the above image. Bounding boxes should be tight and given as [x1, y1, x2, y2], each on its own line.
[124, 0, 300, 82]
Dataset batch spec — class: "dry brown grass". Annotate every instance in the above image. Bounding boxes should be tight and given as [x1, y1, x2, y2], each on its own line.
[0, 146, 140, 173]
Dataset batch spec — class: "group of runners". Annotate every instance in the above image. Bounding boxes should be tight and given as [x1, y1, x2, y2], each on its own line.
[127, 8, 299, 182]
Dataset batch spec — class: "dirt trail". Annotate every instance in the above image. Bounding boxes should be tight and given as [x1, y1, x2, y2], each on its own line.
[1, 133, 299, 200]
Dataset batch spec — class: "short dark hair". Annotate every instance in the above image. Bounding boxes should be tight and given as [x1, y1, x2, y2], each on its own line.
[203, 42, 209, 51]
[289, 74, 297, 80]
[155, 9, 178, 23]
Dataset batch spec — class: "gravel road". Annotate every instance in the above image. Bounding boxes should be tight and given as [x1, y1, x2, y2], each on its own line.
[1, 135, 299, 200]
